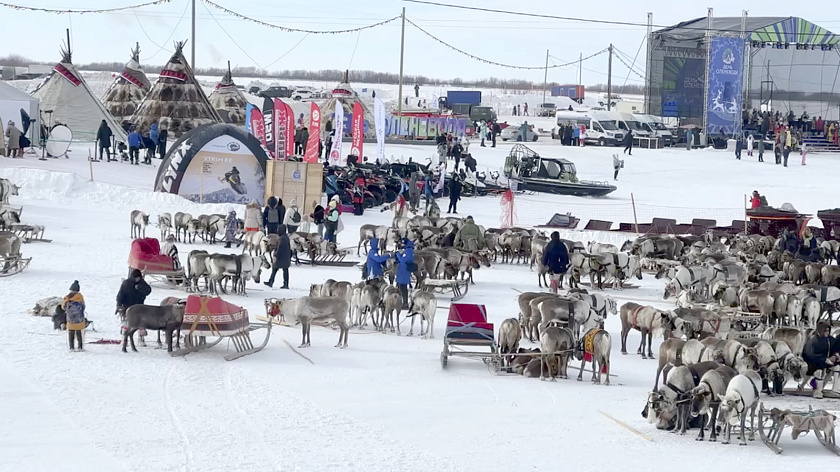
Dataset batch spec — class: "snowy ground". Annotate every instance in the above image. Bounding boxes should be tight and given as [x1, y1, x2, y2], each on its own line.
[2, 140, 840, 472]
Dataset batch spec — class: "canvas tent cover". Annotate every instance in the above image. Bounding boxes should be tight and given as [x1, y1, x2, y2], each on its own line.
[131, 42, 222, 138]
[0, 80, 40, 144]
[32, 51, 126, 143]
[208, 69, 248, 125]
[102, 45, 151, 120]
[319, 81, 375, 137]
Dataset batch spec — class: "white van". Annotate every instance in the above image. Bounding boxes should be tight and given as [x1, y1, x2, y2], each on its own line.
[553, 111, 624, 146]
[609, 112, 652, 138]
[636, 114, 674, 146]
[582, 112, 625, 146]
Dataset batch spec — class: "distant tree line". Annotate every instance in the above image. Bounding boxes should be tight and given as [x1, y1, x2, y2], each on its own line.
[0, 54, 638, 92]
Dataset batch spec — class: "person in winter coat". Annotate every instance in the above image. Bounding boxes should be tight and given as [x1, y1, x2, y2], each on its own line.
[263, 196, 285, 235]
[224, 208, 238, 248]
[757, 134, 765, 162]
[781, 229, 799, 254]
[623, 129, 634, 155]
[264, 224, 291, 289]
[746, 133, 754, 157]
[96, 120, 113, 161]
[157, 125, 168, 160]
[408, 172, 420, 211]
[62, 280, 86, 351]
[750, 191, 762, 209]
[5, 120, 21, 157]
[299, 127, 309, 155]
[150, 123, 159, 156]
[324, 168, 338, 202]
[479, 121, 487, 147]
[117, 269, 152, 312]
[734, 136, 743, 160]
[395, 239, 415, 304]
[283, 199, 302, 234]
[803, 323, 840, 398]
[454, 216, 483, 252]
[243, 200, 262, 232]
[492, 121, 500, 148]
[160, 234, 181, 271]
[447, 173, 462, 214]
[365, 237, 390, 279]
[799, 227, 819, 262]
[294, 127, 304, 156]
[542, 231, 570, 294]
[310, 200, 325, 237]
[684, 128, 693, 151]
[613, 154, 623, 180]
[324, 199, 340, 243]
[127, 127, 141, 165]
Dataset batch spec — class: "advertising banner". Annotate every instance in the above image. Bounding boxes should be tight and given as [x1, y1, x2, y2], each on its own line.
[273, 98, 288, 160]
[705, 36, 745, 136]
[328, 101, 344, 166]
[284, 101, 295, 159]
[246, 104, 265, 145]
[661, 57, 706, 118]
[350, 101, 364, 159]
[304, 102, 321, 163]
[374, 97, 385, 162]
[177, 134, 266, 204]
[262, 96, 275, 159]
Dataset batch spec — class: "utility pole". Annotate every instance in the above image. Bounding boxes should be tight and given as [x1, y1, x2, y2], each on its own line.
[396, 7, 406, 135]
[645, 12, 653, 113]
[191, 0, 196, 68]
[542, 49, 549, 105]
[607, 44, 613, 111]
[578, 52, 582, 88]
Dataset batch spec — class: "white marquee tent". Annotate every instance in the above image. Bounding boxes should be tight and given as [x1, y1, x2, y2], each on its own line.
[0, 80, 40, 145]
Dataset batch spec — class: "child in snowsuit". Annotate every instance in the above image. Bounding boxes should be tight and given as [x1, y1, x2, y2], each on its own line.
[224, 209, 237, 248]
[62, 280, 86, 351]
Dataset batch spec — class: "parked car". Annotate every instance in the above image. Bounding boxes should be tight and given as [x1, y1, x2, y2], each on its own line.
[501, 123, 538, 142]
[292, 89, 313, 101]
[247, 86, 261, 95]
[260, 86, 292, 98]
[536, 102, 556, 117]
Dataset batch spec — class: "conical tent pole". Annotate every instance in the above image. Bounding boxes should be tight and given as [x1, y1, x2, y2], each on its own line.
[191, 0, 196, 68]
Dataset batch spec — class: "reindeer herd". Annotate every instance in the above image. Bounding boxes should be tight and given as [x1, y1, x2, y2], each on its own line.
[628, 230, 840, 445]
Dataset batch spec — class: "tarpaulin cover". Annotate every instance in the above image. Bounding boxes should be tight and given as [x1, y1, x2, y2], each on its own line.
[128, 238, 176, 273]
[445, 304, 494, 342]
[182, 294, 249, 336]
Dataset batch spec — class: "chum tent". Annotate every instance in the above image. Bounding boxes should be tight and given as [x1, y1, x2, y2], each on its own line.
[32, 45, 126, 143]
[131, 41, 222, 138]
[102, 43, 151, 121]
[0, 80, 40, 145]
[318, 73, 375, 137]
[208, 64, 248, 126]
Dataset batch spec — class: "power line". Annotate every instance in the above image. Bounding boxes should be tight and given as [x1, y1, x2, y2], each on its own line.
[262, 34, 310, 70]
[406, 17, 606, 70]
[200, 0, 400, 34]
[403, 0, 840, 39]
[140, 0, 191, 62]
[0, 0, 172, 13]
[201, 0, 264, 70]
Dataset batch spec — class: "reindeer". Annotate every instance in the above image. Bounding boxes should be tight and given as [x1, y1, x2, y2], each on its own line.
[619, 302, 672, 358]
[130, 210, 149, 239]
[158, 212, 172, 240]
[576, 328, 611, 385]
[407, 291, 437, 338]
[689, 366, 738, 441]
[540, 322, 574, 381]
[498, 318, 522, 367]
[121, 303, 185, 353]
[718, 370, 762, 446]
[277, 296, 351, 348]
[174, 212, 193, 242]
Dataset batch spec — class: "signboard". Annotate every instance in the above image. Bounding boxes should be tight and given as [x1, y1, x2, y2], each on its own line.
[705, 36, 745, 136]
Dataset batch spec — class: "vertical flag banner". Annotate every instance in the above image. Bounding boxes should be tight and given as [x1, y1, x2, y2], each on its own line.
[329, 102, 345, 166]
[351, 101, 364, 159]
[374, 97, 385, 163]
[262, 96, 275, 159]
[705, 36, 745, 136]
[273, 98, 288, 160]
[304, 102, 321, 163]
[245, 103, 253, 134]
[247, 104, 266, 148]
[284, 101, 295, 158]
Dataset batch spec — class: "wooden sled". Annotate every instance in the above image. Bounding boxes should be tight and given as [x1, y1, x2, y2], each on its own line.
[421, 278, 469, 302]
[170, 322, 272, 361]
[758, 402, 840, 456]
[11, 224, 51, 243]
[0, 255, 31, 276]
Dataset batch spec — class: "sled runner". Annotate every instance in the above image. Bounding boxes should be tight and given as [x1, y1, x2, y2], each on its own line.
[420, 278, 469, 302]
[758, 402, 840, 456]
[440, 304, 500, 371]
[170, 294, 272, 361]
[11, 223, 51, 243]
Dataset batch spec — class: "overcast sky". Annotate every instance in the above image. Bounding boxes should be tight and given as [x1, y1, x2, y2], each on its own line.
[2, 0, 838, 86]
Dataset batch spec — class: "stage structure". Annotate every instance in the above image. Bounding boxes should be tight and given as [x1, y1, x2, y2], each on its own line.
[646, 15, 840, 134]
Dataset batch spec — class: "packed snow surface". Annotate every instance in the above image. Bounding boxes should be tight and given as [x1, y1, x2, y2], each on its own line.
[2, 138, 839, 472]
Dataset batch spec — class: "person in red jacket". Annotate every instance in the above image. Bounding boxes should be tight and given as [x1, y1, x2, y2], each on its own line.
[750, 190, 762, 209]
[352, 172, 366, 216]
